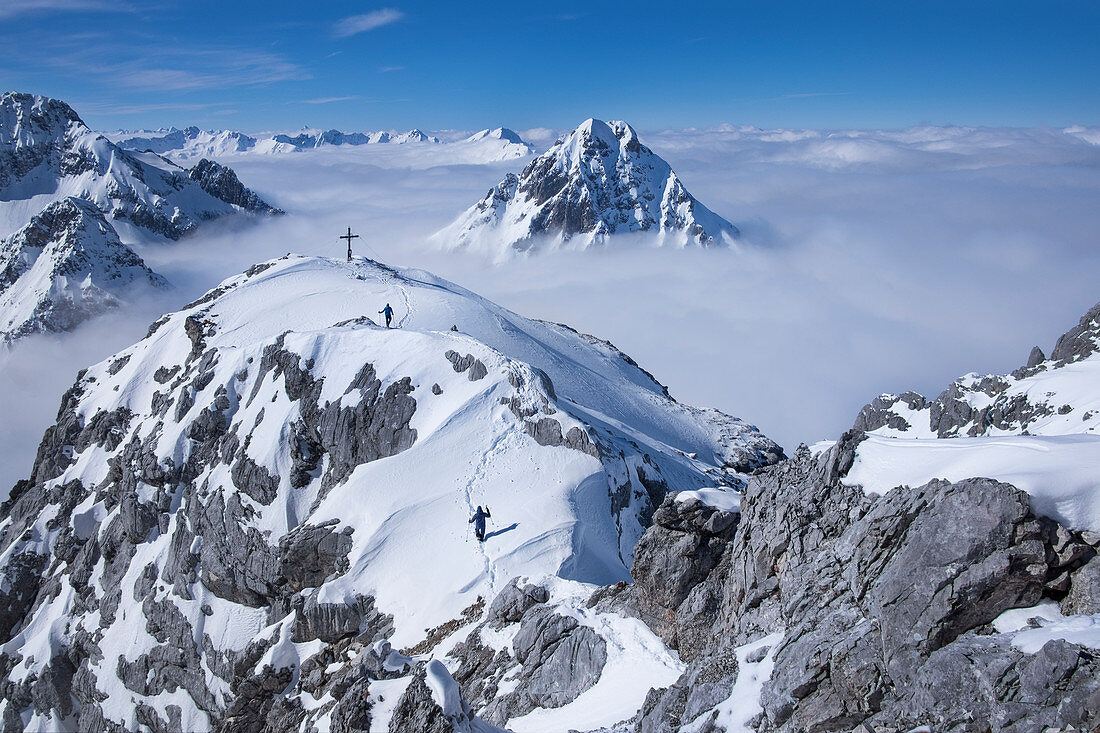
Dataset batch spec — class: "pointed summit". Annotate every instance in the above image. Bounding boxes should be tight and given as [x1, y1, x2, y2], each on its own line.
[434, 118, 738, 256]
[0, 197, 168, 341]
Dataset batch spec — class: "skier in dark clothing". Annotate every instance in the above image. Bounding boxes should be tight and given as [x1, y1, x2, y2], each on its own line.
[379, 304, 394, 328]
[469, 505, 491, 542]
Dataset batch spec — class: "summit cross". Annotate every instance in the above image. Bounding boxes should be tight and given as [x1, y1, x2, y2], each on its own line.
[340, 227, 360, 261]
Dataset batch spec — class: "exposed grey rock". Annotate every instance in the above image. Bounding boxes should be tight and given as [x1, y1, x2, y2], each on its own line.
[483, 604, 607, 723]
[1062, 554, 1100, 615]
[1050, 301, 1100, 365]
[866, 635, 1100, 732]
[486, 578, 549, 628]
[636, 648, 738, 733]
[188, 158, 283, 214]
[1027, 345, 1046, 367]
[388, 671, 452, 733]
[445, 350, 488, 381]
[612, 434, 1099, 733]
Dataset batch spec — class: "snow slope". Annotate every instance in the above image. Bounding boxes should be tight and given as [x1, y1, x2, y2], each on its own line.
[0, 92, 279, 240]
[0, 254, 779, 729]
[0, 197, 168, 342]
[434, 118, 740, 258]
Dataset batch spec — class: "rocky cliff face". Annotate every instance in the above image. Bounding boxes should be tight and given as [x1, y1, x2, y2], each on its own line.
[188, 159, 283, 214]
[0, 197, 169, 342]
[434, 118, 739, 256]
[0, 92, 280, 240]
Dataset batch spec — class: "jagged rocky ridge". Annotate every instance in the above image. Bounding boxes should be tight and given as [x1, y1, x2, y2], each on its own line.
[434, 118, 739, 256]
[853, 301, 1100, 439]
[0, 254, 780, 731]
[0, 197, 168, 343]
[0, 92, 280, 240]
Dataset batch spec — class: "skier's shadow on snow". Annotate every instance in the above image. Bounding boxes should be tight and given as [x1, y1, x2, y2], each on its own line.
[484, 523, 519, 541]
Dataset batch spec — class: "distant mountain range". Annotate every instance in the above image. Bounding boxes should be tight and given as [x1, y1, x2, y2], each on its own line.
[434, 118, 739, 256]
[109, 125, 534, 162]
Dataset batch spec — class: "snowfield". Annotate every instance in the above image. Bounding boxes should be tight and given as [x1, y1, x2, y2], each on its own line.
[846, 433, 1100, 533]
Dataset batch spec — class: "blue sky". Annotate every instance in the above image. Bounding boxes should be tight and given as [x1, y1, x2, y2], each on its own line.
[1, 0, 1097, 132]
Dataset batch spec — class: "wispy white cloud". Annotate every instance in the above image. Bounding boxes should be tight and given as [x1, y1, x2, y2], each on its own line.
[0, 0, 132, 19]
[301, 96, 360, 105]
[69, 100, 221, 115]
[774, 92, 852, 101]
[379, 65, 405, 73]
[41, 44, 310, 92]
[334, 8, 405, 38]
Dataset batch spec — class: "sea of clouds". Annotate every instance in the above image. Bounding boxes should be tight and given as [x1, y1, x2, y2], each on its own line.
[2, 122, 1099, 494]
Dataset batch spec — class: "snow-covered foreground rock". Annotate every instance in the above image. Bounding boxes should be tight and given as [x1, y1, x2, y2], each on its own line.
[0, 254, 779, 730]
[0, 92, 280, 240]
[0, 197, 168, 343]
[434, 119, 739, 258]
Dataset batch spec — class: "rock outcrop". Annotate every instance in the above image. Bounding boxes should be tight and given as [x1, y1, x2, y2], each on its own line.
[852, 298, 1100, 438]
[608, 436, 1100, 732]
[188, 159, 283, 214]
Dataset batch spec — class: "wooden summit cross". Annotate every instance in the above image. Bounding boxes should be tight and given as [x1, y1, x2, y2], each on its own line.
[340, 227, 359, 261]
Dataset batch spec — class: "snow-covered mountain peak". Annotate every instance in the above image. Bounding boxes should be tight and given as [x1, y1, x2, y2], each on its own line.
[464, 127, 527, 146]
[1, 91, 281, 240]
[434, 117, 740, 257]
[0, 252, 780, 729]
[0, 92, 85, 150]
[0, 196, 168, 342]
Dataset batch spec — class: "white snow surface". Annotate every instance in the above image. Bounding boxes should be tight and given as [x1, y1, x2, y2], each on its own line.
[503, 578, 685, 732]
[2, 253, 776, 728]
[674, 487, 742, 513]
[105, 124, 537, 163]
[846, 433, 1100, 532]
[433, 118, 740, 258]
[680, 632, 784, 733]
[992, 600, 1100, 654]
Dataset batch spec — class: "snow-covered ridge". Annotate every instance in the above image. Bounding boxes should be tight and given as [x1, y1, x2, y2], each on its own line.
[0, 254, 779, 729]
[0, 197, 168, 343]
[433, 118, 740, 258]
[0, 91, 281, 240]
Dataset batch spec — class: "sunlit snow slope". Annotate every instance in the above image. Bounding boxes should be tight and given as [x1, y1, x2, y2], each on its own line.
[0, 254, 779, 730]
